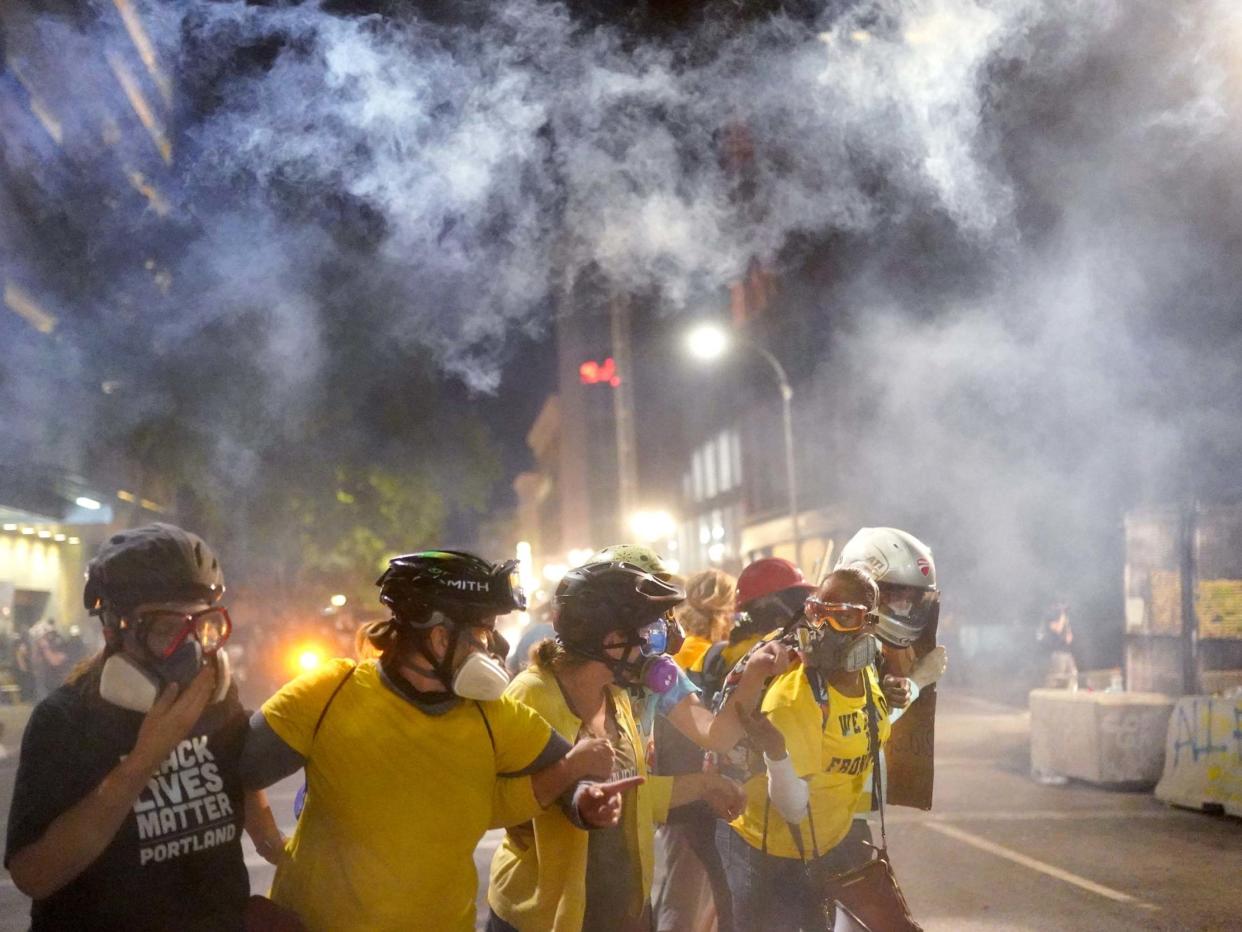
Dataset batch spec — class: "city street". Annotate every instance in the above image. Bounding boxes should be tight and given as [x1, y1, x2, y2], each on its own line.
[0, 688, 1236, 930]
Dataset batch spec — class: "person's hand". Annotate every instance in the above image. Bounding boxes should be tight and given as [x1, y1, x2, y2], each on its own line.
[882, 675, 913, 710]
[700, 773, 746, 821]
[576, 776, 645, 828]
[741, 641, 794, 684]
[253, 833, 288, 866]
[130, 665, 215, 773]
[566, 736, 615, 781]
[736, 703, 786, 760]
[911, 645, 948, 688]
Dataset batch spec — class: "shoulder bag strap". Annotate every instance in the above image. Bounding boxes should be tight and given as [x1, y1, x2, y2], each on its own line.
[862, 667, 888, 855]
[474, 701, 498, 754]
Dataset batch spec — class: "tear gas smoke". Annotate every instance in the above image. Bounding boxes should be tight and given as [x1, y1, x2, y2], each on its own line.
[2, 0, 1240, 652]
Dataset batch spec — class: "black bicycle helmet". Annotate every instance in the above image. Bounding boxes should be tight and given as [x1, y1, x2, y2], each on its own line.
[554, 562, 684, 652]
[376, 550, 525, 626]
[84, 523, 224, 614]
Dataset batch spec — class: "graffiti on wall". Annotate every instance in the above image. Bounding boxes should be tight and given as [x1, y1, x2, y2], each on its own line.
[1155, 697, 1242, 817]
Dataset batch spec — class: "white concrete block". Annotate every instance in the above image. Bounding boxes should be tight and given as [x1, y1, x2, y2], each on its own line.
[1029, 689, 1174, 785]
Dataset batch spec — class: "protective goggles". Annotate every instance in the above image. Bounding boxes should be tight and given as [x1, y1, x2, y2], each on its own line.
[803, 597, 872, 633]
[135, 607, 233, 659]
[636, 618, 671, 656]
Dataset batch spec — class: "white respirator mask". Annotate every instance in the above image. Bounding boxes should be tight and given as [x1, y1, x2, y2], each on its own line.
[100, 650, 231, 713]
[451, 650, 510, 701]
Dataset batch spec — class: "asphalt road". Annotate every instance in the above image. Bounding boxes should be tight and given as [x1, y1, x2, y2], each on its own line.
[0, 689, 1237, 931]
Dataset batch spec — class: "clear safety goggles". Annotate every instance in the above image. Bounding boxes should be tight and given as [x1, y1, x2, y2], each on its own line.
[803, 598, 872, 633]
[136, 607, 233, 659]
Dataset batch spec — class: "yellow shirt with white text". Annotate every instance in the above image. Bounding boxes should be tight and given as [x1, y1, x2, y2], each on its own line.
[730, 664, 890, 859]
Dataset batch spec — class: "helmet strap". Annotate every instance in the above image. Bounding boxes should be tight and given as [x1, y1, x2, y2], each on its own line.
[561, 635, 646, 687]
[412, 624, 461, 693]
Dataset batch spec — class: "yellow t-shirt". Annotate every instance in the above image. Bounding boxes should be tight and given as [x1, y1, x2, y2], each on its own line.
[673, 635, 713, 672]
[730, 664, 890, 860]
[263, 659, 554, 932]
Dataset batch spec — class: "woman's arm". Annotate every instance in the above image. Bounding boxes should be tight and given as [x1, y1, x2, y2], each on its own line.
[244, 789, 285, 866]
[528, 736, 614, 807]
[666, 641, 794, 753]
[735, 702, 809, 822]
[8, 669, 215, 900]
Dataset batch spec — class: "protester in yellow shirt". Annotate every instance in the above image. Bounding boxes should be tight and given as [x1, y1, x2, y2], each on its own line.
[717, 568, 893, 932]
[693, 557, 816, 707]
[673, 569, 736, 670]
[239, 550, 627, 932]
[487, 561, 747, 932]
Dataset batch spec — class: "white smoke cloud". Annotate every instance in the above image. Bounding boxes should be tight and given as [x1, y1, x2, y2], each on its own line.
[5, 0, 1242, 652]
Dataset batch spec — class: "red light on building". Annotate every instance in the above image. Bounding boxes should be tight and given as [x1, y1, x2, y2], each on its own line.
[579, 357, 621, 387]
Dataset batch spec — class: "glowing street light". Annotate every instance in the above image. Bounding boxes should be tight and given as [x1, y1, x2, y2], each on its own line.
[685, 321, 803, 568]
[685, 323, 731, 362]
[75, 496, 102, 510]
[329, 594, 348, 608]
[629, 509, 676, 544]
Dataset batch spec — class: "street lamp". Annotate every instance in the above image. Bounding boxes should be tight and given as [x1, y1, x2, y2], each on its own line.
[684, 322, 802, 569]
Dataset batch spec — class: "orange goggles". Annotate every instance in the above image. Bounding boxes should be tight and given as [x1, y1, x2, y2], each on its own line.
[803, 598, 871, 633]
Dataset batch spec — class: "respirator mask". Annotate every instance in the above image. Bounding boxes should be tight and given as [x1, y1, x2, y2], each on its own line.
[450, 630, 512, 702]
[632, 618, 681, 694]
[797, 597, 879, 674]
[100, 606, 233, 712]
[600, 617, 680, 694]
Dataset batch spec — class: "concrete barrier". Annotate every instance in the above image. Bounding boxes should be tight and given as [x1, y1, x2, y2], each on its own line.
[1029, 689, 1174, 785]
[1155, 695, 1242, 816]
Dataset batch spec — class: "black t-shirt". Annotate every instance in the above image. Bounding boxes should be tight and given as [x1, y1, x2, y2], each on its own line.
[4, 682, 251, 931]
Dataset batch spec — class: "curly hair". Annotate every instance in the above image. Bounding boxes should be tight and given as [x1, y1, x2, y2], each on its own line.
[676, 569, 737, 641]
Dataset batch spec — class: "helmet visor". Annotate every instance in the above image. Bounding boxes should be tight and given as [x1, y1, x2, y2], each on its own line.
[878, 584, 938, 629]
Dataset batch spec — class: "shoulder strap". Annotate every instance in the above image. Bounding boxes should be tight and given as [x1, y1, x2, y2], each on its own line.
[312, 662, 358, 741]
[701, 641, 728, 693]
[862, 667, 889, 855]
[474, 701, 497, 754]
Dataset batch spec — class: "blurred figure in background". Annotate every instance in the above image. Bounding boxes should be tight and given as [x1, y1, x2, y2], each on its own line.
[26, 618, 69, 702]
[1037, 602, 1077, 689]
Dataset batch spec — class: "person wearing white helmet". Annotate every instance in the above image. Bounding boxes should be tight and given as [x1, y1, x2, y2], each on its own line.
[836, 527, 940, 651]
[835, 527, 949, 868]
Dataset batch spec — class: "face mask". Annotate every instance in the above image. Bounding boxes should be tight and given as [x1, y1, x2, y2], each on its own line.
[451, 650, 510, 701]
[100, 649, 230, 712]
[799, 627, 879, 675]
[641, 655, 680, 694]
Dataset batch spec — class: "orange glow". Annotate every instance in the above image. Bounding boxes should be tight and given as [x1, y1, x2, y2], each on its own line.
[579, 357, 620, 386]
